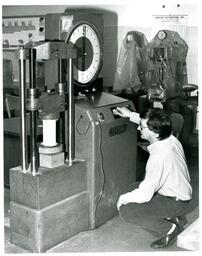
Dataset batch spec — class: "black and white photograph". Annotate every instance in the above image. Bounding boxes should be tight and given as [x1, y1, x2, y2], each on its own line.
[1, 0, 200, 254]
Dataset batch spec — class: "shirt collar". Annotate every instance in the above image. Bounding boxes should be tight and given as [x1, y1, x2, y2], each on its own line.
[147, 135, 172, 154]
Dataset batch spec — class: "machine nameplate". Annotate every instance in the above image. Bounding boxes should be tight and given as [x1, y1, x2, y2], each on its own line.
[109, 124, 127, 137]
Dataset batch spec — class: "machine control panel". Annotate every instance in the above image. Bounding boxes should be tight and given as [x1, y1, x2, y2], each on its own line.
[111, 104, 134, 120]
[111, 107, 121, 119]
[75, 93, 136, 125]
[97, 112, 105, 122]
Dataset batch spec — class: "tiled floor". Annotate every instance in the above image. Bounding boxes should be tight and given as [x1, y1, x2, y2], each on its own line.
[4, 150, 199, 253]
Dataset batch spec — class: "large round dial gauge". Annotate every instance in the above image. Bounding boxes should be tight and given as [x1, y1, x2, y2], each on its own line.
[68, 23, 103, 85]
[157, 30, 167, 40]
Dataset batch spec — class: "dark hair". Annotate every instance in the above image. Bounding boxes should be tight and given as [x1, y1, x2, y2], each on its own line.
[140, 108, 172, 140]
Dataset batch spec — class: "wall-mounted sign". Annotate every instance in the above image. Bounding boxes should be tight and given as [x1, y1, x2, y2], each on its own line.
[152, 14, 188, 39]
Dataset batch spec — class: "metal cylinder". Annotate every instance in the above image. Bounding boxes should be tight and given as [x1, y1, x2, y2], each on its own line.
[26, 88, 39, 111]
[42, 119, 57, 147]
[29, 48, 39, 174]
[18, 47, 28, 172]
[67, 58, 75, 165]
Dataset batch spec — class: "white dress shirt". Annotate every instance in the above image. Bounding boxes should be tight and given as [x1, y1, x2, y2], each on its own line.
[129, 112, 141, 124]
[119, 135, 192, 205]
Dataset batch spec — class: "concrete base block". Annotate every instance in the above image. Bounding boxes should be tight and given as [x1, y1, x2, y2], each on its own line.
[10, 192, 89, 252]
[9, 160, 89, 252]
[10, 160, 87, 209]
[40, 151, 64, 168]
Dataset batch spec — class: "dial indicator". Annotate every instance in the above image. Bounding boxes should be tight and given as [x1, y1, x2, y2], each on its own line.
[157, 30, 167, 40]
[68, 23, 103, 85]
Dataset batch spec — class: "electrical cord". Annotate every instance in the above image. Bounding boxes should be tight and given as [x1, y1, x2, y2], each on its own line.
[94, 121, 106, 222]
[76, 115, 95, 135]
[75, 115, 106, 221]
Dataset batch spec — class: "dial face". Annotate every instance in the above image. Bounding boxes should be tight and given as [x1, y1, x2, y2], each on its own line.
[157, 30, 167, 40]
[69, 23, 102, 85]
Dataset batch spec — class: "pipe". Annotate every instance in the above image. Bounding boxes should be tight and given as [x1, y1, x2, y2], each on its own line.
[19, 47, 28, 172]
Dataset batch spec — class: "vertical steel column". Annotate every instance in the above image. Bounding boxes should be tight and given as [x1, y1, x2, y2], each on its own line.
[67, 58, 75, 165]
[29, 48, 39, 174]
[58, 59, 63, 83]
[19, 47, 28, 172]
[57, 59, 66, 145]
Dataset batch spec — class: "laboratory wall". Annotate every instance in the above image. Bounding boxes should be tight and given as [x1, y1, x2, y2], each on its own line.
[2, 3, 198, 89]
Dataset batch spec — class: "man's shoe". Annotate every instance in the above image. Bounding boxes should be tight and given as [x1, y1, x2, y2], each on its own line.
[150, 224, 183, 249]
[165, 216, 187, 227]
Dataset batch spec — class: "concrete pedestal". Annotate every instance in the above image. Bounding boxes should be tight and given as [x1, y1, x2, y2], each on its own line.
[9, 160, 89, 252]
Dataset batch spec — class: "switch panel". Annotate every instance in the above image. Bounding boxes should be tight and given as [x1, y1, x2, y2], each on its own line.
[97, 112, 105, 122]
[3, 16, 45, 50]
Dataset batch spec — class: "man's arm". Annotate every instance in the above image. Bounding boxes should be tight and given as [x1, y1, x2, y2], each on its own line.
[117, 156, 168, 209]
[113, 107, 140, 124]
[117, 178, 157, 209]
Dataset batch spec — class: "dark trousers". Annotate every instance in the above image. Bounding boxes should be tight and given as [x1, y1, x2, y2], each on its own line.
[119, 193, 190, 237]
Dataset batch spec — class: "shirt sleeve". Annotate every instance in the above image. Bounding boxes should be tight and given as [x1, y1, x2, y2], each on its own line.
[121, 155, 171, 203]
[129, 112, 140, 124]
